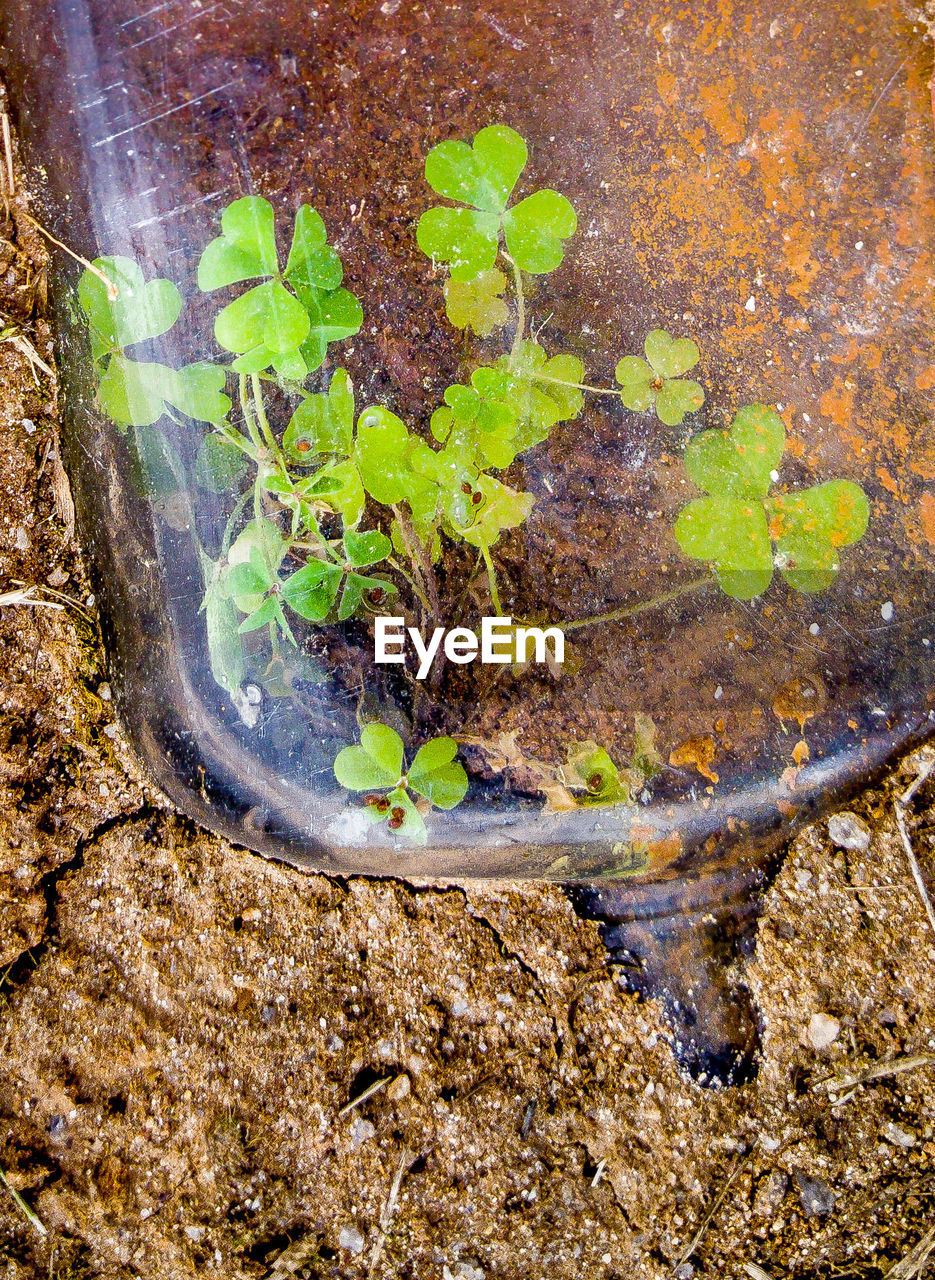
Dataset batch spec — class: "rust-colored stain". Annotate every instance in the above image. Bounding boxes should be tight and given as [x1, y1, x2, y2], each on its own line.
[921, 492, 935, 546]
[670, 736, 719, 784]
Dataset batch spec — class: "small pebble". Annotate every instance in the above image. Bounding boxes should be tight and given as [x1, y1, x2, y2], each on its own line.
[97, 682, 112, 702]
[881, 600, 894, 621]
[21, 417, 35, 434]
[795, 1172, 835, 1218]
[753, 1169, 788, 1217]
[46, 566, 69, 588]
[338, 1225, 365, 1255]
[807, 1012, 841, 1050]
[386, 1073, 410, 1102]
[827, 811, 871, 853]
[14, 526, 30, 551]
[881, 1121, 915, 1149]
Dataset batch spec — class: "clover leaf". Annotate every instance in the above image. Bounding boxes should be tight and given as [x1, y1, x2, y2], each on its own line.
[333, 724, 468, 845]
[78, 256, 182, 361]
[564, 742, 632, 806]
[443, 269, 509, 336]
[417, 125, 577, 281]
[769, 479, 869, 593]
[198, 196, 361, 378]
[284, 368, 355, 462]
[452, 474, 534, 549]
[615, 329, 704, 425]
[408, 737, 469, 809]
[354, 405, 438, 521]
[674, 404, 869, 599]
[683, 403, 785, 498]
[431, 341, 584, 470]
[194, 432, 249, 492]
[97, 357, 231, 429]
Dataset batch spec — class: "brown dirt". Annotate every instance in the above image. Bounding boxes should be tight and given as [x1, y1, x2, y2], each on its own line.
[1, 79, 935, 1280]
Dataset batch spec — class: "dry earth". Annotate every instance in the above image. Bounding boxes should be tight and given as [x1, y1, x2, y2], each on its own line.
[0, 110, 934, 1280]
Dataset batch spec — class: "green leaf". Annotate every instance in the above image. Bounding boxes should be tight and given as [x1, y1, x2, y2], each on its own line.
[334, 723, 404, 790]
[197, 196, 279, 290]
[79, 256, 182, 358]
[454, 474, 534, 549]
[281, 561, 343, 621]
[130, 425, 184, 500]
[614, 356, 655, 412]
[314, 458, 365, 527]
[381, 787, 427, 845]
[98, 357, 168, 427]
[195, 433, 248, 492]
[97, 357, 230, 429]
[284, 368, 355, 461]
[443, 269, 509, 336]
[644, 329, 700, 378]
[565, 742, 631, 806]
[284, 205, 343, 291]
[408, 737, 468, 809]
[684, 404, 786, 500]
[337, 572, 397, 621]
[225, 555, 273, 600]
[203, 574, 245, 696]
[293, 284, 364, 373]
[655, 378, 705, 427]
[215, 279, 311, 358]
[424, 124, 527, 213]
[416, 206, 501, 282]
[354, 407, 438, 521]
[770, 479, 869, 593]
[343, 528, 391, 568]
[503, 190, 577, 274]
[673, 494, 774, 600]
[238, 594, 284, 634]
[228, 518, 287, 577]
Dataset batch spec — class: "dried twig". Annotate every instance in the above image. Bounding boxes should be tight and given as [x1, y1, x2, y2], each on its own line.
[19, 210, 118, 299]
[671, 1156, 746, 1275]
[0, 1168, 47, 1237]
[3, 331, 54, 382]
[895, 759, 935, 937]
[820, 1053, 935, 1095]
[885, 1226, 935, 1280]
[1, 112, 14, 197]
[0, 585, 64, 611]
[744, 1266, 774, 1280]
[367, 1147, 411, 1280]
[337, 1075, 390, 1119]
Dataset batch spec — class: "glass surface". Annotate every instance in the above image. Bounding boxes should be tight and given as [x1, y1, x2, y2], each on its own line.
[2, 0, 932, 880]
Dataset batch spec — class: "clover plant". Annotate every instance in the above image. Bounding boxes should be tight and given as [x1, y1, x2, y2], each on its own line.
[75, 122, 871, 845]
[333, 723, 468, 844]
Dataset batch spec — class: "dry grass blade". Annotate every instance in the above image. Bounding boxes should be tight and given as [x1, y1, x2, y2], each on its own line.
[671, 1156, 746, 1274]
[0, 584, 64, 611]
[744, 1265, 774, 1280]
[19, 209, 118, 299]
[894, 759, 935, 938]
[884, 1226, 935, 1280]
[4, 331, 54, 381]
[367, 1147, 411, 1280]
[1, 111, 14, 196]
[337, 1075, 390, 1119]
[820, 1053, 935, 1094]
[0, 1168, 48, 1237]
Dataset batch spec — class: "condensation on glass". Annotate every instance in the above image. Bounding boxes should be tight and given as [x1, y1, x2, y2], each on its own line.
[1, 0, 932, 890]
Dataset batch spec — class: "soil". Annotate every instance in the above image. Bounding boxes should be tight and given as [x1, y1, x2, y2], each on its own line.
[1, 123, 935, 1280]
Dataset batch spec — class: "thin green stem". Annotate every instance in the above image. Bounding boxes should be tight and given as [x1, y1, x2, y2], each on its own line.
[387, 556, 432, 612]
[239, 374, 264, 451]
[562, 575, 713, 633]
[221, 487, 252, 556]
[508, 253, 526, 363]
[256, 371, 312, 399]
[251, 373, 288, 470]
[479, 541, 504, 616]
[531, 371, 621, 396]
[392, 504, 441, 622]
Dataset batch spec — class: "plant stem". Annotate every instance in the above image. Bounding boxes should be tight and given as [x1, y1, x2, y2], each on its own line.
[507, 253, 526, 363]
[251, 373, 289, 470]
[479, 541, 504, 616]
[392, 504, 441, 622]
[387, 556, 432, 613]
[239, 374, 264, 451]
[562, 575, 713, 633]
[531, 371, 621, 396]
